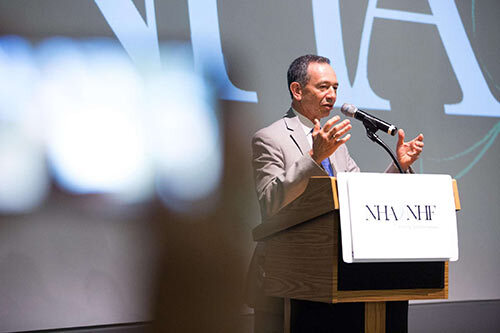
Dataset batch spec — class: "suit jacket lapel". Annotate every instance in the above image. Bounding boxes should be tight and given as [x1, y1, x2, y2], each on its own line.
[283, 108, 336, 176]
[283, 108, 310, 156]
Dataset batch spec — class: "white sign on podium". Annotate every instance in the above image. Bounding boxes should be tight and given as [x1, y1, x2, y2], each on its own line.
[337, 172, 459, 263]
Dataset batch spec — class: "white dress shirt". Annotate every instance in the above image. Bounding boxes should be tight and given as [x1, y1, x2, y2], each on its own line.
[291, 108, 314, 149]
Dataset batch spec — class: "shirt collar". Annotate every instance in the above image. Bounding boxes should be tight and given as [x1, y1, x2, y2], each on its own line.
[291, 107, 314, 135]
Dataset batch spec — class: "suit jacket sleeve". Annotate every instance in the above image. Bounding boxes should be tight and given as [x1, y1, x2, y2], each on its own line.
[334, 144, 360, 173]
[252, 130, 326, 220]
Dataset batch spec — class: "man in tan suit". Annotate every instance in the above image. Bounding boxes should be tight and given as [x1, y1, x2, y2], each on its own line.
[249, 55, 424, 332]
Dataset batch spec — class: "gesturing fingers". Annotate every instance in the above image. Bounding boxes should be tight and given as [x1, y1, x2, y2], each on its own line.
[322, 115, 340, 132]
[411, 136, 424, 151]
[411, 141, 423, 155]
[312, 118, 321, 136]
[336, 133, 352, 145]
[310, 117, 353, 164]
[328, 119, 351, 141]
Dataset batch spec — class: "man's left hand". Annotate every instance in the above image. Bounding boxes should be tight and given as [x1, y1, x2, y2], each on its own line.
[396, 129, 424, 171]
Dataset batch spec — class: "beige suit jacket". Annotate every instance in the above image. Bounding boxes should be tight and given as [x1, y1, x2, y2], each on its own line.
[247, 108, 403, 310]
[252, 108, 360, 220]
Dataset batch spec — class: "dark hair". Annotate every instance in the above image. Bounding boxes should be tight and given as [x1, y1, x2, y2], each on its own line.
[287, 54, 330, 98]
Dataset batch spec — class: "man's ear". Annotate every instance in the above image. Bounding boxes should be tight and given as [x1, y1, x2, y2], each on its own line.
[290, 82, 302, 101]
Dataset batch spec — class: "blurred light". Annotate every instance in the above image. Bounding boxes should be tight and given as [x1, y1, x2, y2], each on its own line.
[0, 129, 49, 213]
[146, 46, 222, 210]
[0, 36, 221, 213]
[0, 36, 49, 213]
[0, 36, 39, 123]
[39, 38, 152, 200]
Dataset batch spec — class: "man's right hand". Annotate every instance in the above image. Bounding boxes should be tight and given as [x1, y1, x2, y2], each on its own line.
[309, 116, 352, 164]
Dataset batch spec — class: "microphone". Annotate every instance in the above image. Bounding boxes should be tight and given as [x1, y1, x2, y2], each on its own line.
[340, 103, 397, 136]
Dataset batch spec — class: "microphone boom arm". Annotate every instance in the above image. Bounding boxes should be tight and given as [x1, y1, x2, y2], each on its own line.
[362, 118, 404, 174]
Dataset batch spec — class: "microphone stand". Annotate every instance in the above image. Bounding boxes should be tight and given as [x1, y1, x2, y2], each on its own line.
[362, 118, 404, 174]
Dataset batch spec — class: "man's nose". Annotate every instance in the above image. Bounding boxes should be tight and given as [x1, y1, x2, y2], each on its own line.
[326, 86, 336, 99]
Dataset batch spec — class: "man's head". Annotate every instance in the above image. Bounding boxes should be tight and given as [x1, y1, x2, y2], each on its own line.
[287, 55, 330, 97]
[287, 55, 339, 122]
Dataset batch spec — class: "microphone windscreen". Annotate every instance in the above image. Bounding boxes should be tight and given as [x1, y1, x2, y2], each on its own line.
[340, 103, 357, 117]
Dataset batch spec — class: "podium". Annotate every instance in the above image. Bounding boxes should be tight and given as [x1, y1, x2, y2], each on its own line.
[252, 176, 461, 333]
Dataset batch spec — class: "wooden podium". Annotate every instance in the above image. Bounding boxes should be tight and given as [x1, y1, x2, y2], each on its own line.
[252, 176, 461, 333]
